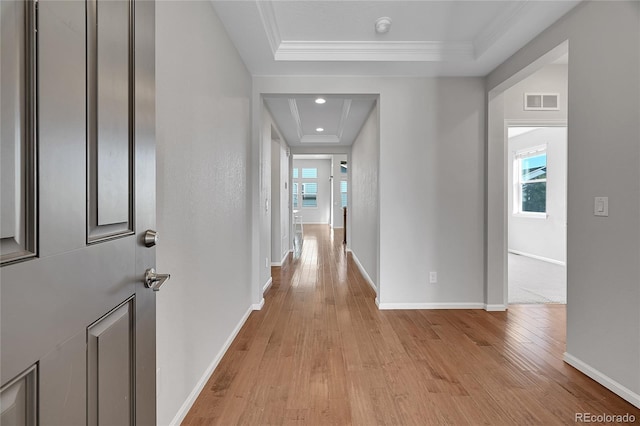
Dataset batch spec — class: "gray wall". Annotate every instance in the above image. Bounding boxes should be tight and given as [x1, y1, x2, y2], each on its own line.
[253, 77, 486, 309]
[487, 0, 640, 403]
[350, 104, 379, 292]
[155, 2, 252, 424]
[504, 64, 568, 121]
[271, 132, 290, 265]
[508, 127, 567, 263]
[331, 154, 348, 228]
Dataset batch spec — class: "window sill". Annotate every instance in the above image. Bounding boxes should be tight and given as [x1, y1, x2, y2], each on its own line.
[513, 212, 548, 219]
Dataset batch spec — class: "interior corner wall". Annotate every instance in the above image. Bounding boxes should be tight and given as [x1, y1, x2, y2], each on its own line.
[253, 76, 486, 309]
[155, 2, 252, 424]
[331, 154, 348, 228]
[259, 106, 273, 290]
[487, 0, 640, 402]
[350, 105, 379, 291]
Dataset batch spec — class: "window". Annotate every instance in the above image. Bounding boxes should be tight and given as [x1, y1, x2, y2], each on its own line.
[515, 148, 547, 214]
[340, 161, 347, 174]
[301, 168, 317, 179]
[301, 183, 317, 207]
[293, 167, 318, 209]
[340, 180, 347, 208]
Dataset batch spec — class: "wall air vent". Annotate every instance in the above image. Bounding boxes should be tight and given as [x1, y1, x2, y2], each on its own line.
[524, 93, 560, 111]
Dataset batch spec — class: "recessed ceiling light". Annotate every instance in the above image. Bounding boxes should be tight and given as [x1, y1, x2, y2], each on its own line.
[375, 17, 392, 34]
[315, 98, 326, 104]
[316, 128, 324, 132]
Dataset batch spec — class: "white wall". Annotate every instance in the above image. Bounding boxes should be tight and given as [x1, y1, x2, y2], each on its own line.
[487, 0, 640, 404]
[253, 77, 485, 309]
[258, 106, 273, 291]
[331, 154, 347, 228]
[271, 132, 290, 266]
[156, 2, 252, 424]
[292, 158, 331, 224]
[508, 127, 567, 263]
[350, 104, 379, 292]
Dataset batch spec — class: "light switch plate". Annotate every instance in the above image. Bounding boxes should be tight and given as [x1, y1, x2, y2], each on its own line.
[594, 196, 608, 217]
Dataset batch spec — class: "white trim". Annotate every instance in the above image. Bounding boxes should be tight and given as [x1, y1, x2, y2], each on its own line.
[274, 41, 475, 62]
[169, 305, 254, 426]
[271, 251, 290, 267]
[512, 212, 548, 219]
[300, 222, 329, 225]
[377, 302, 485, 310]
[508, 249, 566, 266]
[348, 250, 377, 294]
[505, 118, 567, 127]
[484, 304, 507, 311]
[288, 99, 303, 141]
[300, 135, 340, 144]
[337, 99, 352, 140]
[563, 352, 640, 409]
[255, 0, 281, 55]
[252, 298, 265, 311]
[262, 277, 273, 295]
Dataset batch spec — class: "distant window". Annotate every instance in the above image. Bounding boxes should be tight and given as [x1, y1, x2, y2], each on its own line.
[340, 180, 347, 208]
[515, 149, 547, 214]
[302, 168, 317, 179]
[292, 168, 298, 179]
[340, 161, 347, 174]
[301, 183, 317, 207]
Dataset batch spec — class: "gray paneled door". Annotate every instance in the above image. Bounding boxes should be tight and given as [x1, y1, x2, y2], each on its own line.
[0, 0, 157, 424]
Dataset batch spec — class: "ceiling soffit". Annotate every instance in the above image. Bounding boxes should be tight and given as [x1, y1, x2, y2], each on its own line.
[256, 0, 533, 63]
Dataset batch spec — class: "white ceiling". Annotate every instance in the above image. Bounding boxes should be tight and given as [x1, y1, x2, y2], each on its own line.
[216, 1, 580, 149]
[211, 0, 581, 77]
[265, 94, 376, 147]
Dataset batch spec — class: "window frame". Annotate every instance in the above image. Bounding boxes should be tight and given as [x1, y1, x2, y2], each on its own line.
[292, 167, 319, 210]
[513, 145, 548, 218]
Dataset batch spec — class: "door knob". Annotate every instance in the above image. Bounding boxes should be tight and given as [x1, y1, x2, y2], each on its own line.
[144, 268, 170, 291]
[144, 230, 159, 247]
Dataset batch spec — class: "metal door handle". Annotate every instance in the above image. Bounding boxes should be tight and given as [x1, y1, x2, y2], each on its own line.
[144, 268, 171, 291]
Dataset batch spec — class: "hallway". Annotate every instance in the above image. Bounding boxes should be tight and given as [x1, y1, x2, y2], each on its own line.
[183, 225, 639, 425]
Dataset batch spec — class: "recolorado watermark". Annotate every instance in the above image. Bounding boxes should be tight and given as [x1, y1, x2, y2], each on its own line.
[575, 412, 636, 423]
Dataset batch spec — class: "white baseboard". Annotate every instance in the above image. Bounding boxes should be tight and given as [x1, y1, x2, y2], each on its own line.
[271, 252, 290, 267]
[563, 352, 640, 408]
[169, 305, 254, 426]
[508, 249, 566, 266]
[377, 302, 485, 310]
[262, 277, 273, 295]
[252, 297, 265, 311]
[348, 250, 377, 295]
[485, 304, 507, 311]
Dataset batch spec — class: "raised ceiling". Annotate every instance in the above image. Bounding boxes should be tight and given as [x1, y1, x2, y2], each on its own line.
[216, 1, 580, 149]
[211, 0, 581, 77]
[264, 95, 376, 147]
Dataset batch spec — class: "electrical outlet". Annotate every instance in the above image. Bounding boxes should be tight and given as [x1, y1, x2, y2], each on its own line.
[429, 271, 437, 284]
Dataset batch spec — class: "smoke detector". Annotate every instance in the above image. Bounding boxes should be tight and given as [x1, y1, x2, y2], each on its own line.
[375, 17, 392, 34]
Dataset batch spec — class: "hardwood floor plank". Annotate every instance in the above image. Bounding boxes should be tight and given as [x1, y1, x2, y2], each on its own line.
[183, 225, 640, 425]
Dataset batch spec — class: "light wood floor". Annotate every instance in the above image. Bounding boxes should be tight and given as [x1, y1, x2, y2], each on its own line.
[183, 225, 640, 425]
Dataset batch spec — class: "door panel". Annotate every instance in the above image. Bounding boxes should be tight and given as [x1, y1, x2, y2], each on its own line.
[0, 0, 156, 423]
[0, 365, 37, 426]
[88, 299, 134, 426]
[0, 0, 37, 264]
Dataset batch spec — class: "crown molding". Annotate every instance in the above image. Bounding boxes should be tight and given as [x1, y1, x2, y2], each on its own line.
[337, 99, 351, 140]
[256, 0, 281, 55]
[473, 0, 532, 58]
[288, 98, 303, 141]
[300, 135, 340, 144]
[274, 41, 475, 62]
